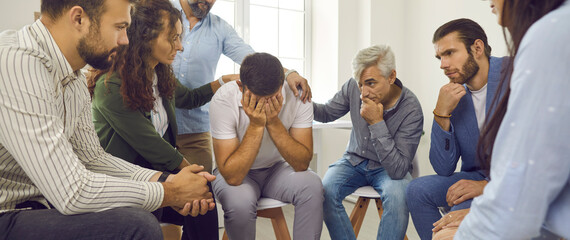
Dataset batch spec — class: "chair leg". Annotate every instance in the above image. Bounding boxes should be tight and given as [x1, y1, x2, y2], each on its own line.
[375, 198, 408, 240]
[349, 197, 370, 238]
[258, 207, 291, 240]
[222, 230, 229, 240]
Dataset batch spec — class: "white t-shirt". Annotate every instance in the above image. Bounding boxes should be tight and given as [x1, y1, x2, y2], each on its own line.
[209, 81, 313, 169]
[470, 83, 488, 130]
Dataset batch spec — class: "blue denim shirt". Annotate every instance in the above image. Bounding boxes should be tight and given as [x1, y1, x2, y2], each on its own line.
[313, 78, 424, 180]
[171, 0, 254, 134]
[456, 1, 570, 238]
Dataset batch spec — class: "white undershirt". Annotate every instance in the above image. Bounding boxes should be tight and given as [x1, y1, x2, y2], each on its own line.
[150, 71, 169, 137]
[470, 83, 488, 130]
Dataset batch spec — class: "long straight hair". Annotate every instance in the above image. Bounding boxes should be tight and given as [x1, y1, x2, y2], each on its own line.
[476, 0, 565, 175]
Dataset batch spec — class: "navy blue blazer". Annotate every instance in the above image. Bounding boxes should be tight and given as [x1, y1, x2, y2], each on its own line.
[429, 56, 505, 176]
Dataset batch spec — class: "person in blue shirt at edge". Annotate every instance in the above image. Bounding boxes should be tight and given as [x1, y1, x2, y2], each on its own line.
[313, 44, 424, 240]
[432, 0, 570, 239]
[405, 18, 506, 240]
[170, 0, 312, 175]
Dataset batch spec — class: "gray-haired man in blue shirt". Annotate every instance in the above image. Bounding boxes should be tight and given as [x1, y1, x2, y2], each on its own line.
[313, 44, 424, 240]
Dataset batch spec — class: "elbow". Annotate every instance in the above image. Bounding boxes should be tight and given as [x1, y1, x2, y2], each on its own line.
[292, 163, 309, 172]
[225, 176, 245, 186]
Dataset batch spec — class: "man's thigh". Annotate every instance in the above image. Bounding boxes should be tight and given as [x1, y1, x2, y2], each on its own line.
[320, 158, 370, 200]
[369, 168, 412, 201]
[262, 161, 324, 202]
[1, 207, 161, 240]
[212, 169, 262, 209]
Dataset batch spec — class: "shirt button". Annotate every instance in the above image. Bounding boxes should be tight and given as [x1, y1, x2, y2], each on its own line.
[181, 74, 185, 77]
[364, 137, 368, 140]
[183, 58, 187, 61]
[362, 150, 365, 154]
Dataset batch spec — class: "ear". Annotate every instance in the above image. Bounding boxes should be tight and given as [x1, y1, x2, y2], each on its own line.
[389, 69, 397, 84]
[236, 80, 243, 91]
[68, 6, 90, 33]
[471, 39, 485, 58]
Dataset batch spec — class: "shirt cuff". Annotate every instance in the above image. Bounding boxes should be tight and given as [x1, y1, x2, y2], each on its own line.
[368, 120, 390, 139]
[141, 182, 164, 212]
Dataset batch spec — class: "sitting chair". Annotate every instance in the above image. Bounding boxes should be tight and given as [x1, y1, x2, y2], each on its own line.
[222, 197, 291, 240]
[348, 155, 419, 239]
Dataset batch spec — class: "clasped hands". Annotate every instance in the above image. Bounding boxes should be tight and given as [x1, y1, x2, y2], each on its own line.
[242, 89, 283, 127]
[167, 165, 216, 217]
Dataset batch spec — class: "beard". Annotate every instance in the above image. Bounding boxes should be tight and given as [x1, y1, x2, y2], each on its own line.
[77, 27, 117, 70]
[188, 0, 212, 19]
[450, 52, 480, 85]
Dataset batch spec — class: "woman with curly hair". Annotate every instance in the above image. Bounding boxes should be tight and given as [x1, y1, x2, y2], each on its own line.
[87, 0, 229, 239]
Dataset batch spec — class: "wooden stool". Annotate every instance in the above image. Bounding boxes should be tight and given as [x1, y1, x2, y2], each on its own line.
[222, 198, 291, 240]
[348, 186, 408, 240]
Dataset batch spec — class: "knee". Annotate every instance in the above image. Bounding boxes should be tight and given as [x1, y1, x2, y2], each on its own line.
[379, 180, 409, 210]
[405, 177, 431, 204]
[219, 194, 257, 220]
[406, 178, 423, 202]
[292, 171, 324, 203]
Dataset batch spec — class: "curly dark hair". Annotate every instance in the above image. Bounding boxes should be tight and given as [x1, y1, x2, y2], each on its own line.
[87, 0, 182, 112]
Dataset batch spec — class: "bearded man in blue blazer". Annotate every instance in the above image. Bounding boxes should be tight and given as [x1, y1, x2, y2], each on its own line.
[406, 18, 506, 240]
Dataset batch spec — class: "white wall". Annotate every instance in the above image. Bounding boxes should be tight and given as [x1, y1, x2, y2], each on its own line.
[0, 0, 41, 31]
[311, 0, 508, 177]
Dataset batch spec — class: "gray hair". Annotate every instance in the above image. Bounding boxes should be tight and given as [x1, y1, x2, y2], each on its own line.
[352, 44, 396, 81]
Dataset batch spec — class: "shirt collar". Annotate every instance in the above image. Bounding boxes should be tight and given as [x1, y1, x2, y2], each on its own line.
[30, 20, 80, 86]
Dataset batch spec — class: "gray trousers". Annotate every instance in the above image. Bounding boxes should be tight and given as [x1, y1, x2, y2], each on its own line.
[213, 161, 324, 240]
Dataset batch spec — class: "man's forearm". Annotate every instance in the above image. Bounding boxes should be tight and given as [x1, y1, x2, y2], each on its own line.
[219, 125, 264, 185]
[266, 120, 312, 171]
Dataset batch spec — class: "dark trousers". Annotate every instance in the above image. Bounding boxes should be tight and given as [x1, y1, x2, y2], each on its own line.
[153, 182, 219, 240]
[0, 207, 162, 240]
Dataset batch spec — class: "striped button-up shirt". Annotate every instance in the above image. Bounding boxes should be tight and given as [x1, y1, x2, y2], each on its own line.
[0, 20, 163, 215]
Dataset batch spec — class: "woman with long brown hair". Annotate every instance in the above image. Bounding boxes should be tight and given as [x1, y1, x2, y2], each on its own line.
[432, 0, 570, 239]
[87, 0, 229, 239]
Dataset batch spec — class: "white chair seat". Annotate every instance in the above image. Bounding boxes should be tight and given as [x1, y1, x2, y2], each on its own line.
[257, 197, 289, 210]
[351, 186, 380, 198]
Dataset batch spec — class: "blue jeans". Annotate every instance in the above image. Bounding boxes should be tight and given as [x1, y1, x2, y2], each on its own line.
[406, 171, 485, 240]
[323, 158, 411, 240]
[0, 207, 162, 240]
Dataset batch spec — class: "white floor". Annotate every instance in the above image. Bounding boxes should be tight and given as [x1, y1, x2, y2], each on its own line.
[218, 199, 421, 240]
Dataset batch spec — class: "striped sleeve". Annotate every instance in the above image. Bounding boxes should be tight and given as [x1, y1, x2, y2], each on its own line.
[0, 40, 163, 215]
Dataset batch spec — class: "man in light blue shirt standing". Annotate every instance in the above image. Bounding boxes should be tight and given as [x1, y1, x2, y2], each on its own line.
[171, 0, 311, 174]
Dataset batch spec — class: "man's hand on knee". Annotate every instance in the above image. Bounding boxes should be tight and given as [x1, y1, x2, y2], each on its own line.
[446, 179, 488, 206]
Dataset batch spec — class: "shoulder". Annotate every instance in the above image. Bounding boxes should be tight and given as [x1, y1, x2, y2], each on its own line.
[520, 3, 570, 55]
[211, 81, 241, 104]
[92, 73, 123, 105]
[399, 81, 422, 109]
[206, 13, 233, 29]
